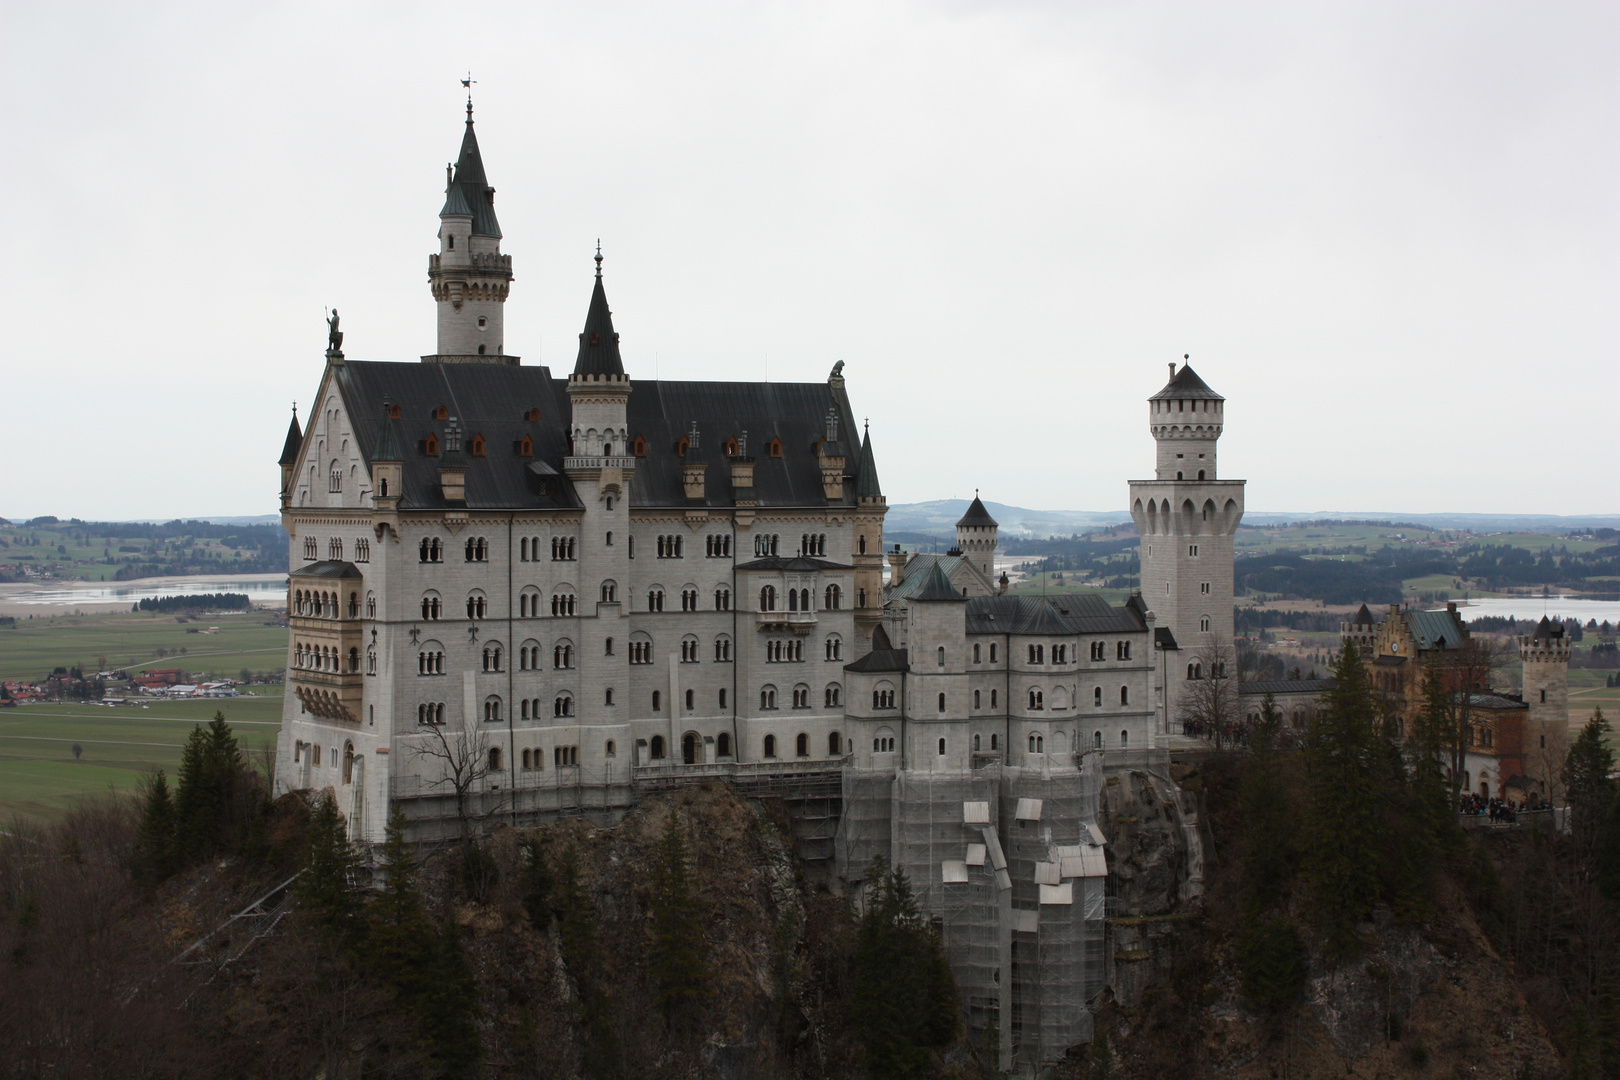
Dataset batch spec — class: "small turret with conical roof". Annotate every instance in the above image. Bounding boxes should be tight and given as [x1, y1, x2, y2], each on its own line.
[1149, 357, 1225, 481]
[427, 99, 515, 363]
[278, 405, 303, 509]
[854, 422, 883, 506]
[370, 402, 405, 513]
[955, 491, 998, 580]
[566, 246, 633, 461]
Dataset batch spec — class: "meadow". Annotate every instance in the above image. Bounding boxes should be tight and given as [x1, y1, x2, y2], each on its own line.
[0, 692, 284, 822]
[0, 610, 287, 681]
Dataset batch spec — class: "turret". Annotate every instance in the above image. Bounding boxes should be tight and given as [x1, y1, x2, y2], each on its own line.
[955, 492, 999, 580]
[565, 246, 632, 465]
[1520, 616, 1571, 730]
[426, 100, 515, 363]
[1149, 358, 1224, 481]
[278, 405, 303, 510]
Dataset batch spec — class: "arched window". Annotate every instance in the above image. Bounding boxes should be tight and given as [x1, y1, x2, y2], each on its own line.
[685, 688, 694, 710]
[788, 588, 798, 612]
[601, 580, 617, 603]
[342, 741, 355, 784]
[1094, 730, 1103, 750]
[938, 692, 946, 712]
[825, 683, 841, 707]
[974, 689, 981, 709]
[650, 735, 666, 760]
[483, 696, 502, 722]
[760, 585, 777, 611]
[824, 584, 841, 609]
[829, 731, 842, 755]
[1094, 686, 1103, 706]
[974, 643, 981, 663]
[796, 732, 809, 757]
[938, 647, 946, 667]
[1120, 729, 1130, 747]
[1029, 689, 1043, 710]
[717, 732, 732, 757]
[764, 734, 778, 758]
[488, 747, 501, 771]
[554, 641, 574, 668]
[652, 690, 661, 711]
[761, 686, 777, 710]
[554, 694, 574, 717]
[1120, 686, 1129, 705]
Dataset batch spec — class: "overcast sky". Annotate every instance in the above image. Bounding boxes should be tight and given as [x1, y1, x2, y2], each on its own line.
[2, 2, 1615, 522]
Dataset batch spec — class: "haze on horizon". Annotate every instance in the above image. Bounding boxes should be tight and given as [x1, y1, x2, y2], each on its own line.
[2, 2, 1615, 523]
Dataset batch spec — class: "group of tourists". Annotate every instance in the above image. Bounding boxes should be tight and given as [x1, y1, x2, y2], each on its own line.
[1458, 792, 1547, 824]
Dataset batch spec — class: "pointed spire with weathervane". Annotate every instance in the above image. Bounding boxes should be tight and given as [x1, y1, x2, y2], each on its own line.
[854, 420, 883, 506]
[572, 241, 625, 378]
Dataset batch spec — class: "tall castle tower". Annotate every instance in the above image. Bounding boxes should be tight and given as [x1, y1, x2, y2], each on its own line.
[955, 492, 999, 581]
[1520, 616, 1571, 770]
[427, 100, 515, 363]
[1129, 361, 1245, 725]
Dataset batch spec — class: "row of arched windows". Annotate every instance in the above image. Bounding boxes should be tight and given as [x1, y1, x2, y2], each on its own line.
[292, 588, 357, 619]
[760, 731, 842, 759]
[292, 642, 360, 673]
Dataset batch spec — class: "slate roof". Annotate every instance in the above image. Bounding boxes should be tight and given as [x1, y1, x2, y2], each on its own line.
[573, 265, 624, 377]
[1149, 362, 1223, 401]
[327, 359, 864, 511]
[1352, 603, 1377, 627]
[279, 411, 304, 466]
[1154, 626, 1180, 650]
[956, 495, 997, 528]
[1239, 679, 1337, 696]
[735, 555, 853, 573]
[964, 593, 1147, 635]
[845, 648, 909, 673]
[1462, 691, 1527, 710]
[441, 115, 501, 238]
[290, 559, 363, 580]
[912, 562, 966, 602]
[889, 555, 969, 599]
[1408, 608, 1468, 651]
[371, 409, 405, 462]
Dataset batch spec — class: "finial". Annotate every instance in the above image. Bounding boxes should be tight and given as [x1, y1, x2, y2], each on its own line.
[461, 72, 476, 120]
[446, 163, 453, 191]
[594, 240, 603, 278]
[292, 401, 297, 419]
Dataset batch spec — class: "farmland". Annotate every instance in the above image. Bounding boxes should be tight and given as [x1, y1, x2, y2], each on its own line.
[0, 610, 288, 682]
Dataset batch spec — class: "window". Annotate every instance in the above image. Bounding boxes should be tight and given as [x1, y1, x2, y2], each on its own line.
[974, 643, 982, 663]
[647, 588, 665, 612]
[554, 642, 574, 668]
[1117, 641, 1130, 661]
[796, 732, 809, 756]
[680, 637, 699, 663]
[1091, 641, 1104, 661]
[938, 647, 946, 667]
[1200, 615, 1211, 632]
[424, 434, 439, 456]
[991, 733, 998, 750]
[551, 591, 577, 616]
[420, 594, 442, 620]
[719, 688, 727, 709]
[466, 593, 487, 619]
[991, 688, 998, 708]
[874, 735, 895, 753]
[329, 467, 342, 493]
[1188, 662, 1201, 680]
[470, 434, 485, 457]
[937, 737, 946, 756]
[1029, 733, 1044, 753]
[858, 534, 867, 554]
[652, 690, 661, 711]
[606, 531, 613, 546]
[417, 648, 445, 675]
[938, 692, 946, 712]
[481, 645, 503, 671]
[604, 687, 614, 706]
[769, 438, 783, 459]
[759, 585, 777, 611]
[632, 436, 647, 457]
[989, 644, 998, 663]
[717, 732, 732, 757]
[1200, 582, 1210, 594]
[1120, 730, 1129, 747]
[554, 745, 579, 767]
[483, 697, 502, 722]
[754, 534, 780, 557]
[1094, 686, 1103, 706]
[418, 537, 443, 562]
[761, 686, 778, 709]
[706, 535, 733, 557]
[1054, 644, 1068, 664]
[793, 686, 809, 708]
[764, 734, 778, 758]
[1028, 644, 1043, 664]
[465, 537, 488, 562]
[825, 684, 842, 707]
[1120, 686, 1129, 705]
[1188, 544, 1199, 557]
[823, 584, 841, 609]
[974, 689, 981, 708]
[857, 588, 866, 607]
[829, 731, 842, 755]
[1028, 689, 1044, 710]
[824, 635, 842, 661]
[714, 635, 732, 661]
[1094, 731, 1103, 750]
[354, 538, 370, 562]
[873, 687, 896, 709]
[417, 702, 445, 725]
[630, 639, 652, 664]
[304, 536, 318, 560]
[681, 587, 698, 611]
[554, 694, 574, 717]
[604, 637, 614, 656]
[684, 688, 695, 710]
[714, 587, 732, 610]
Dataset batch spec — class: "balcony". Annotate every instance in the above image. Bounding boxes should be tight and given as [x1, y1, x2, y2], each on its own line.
[756, 610, 818, 634]
[563, 455, 638, 470]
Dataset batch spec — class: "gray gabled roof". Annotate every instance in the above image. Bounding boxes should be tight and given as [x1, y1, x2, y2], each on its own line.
[1149, 362, 1223, 401]
[1352, 603, 1376, 627]
[1239, 678, 1336, 696]
[964, 593, 1147, 635]
[573, 265, 624, 377]
[735, 555, 853, 573]
[1408, 608, 1468, 651]
[279, 410, 303, 466]
[956, 494, 997, 528]
[441, 115, 501, 237]
[326, 360, 866, 511]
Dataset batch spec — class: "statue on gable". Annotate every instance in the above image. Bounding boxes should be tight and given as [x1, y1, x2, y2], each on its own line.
[326, 309, 344, 357]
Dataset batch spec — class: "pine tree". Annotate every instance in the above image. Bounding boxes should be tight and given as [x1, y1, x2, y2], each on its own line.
[852, 858, 961, 1080]
[133, 769, 178, 883]
[649, 813, 709, 1019]
[1564, 708, 1616, 859]
[296, 789, 364, 950]
[1237, 914, 1307, 1013]
[1596, 787, 1620, 907]
[172, 723, 214, 862]
[1304, 643, 1388, 960]
[1239, 693, 1295, 915]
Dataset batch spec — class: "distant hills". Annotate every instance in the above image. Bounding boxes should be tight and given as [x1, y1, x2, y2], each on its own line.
[883, 500, 1620, 541]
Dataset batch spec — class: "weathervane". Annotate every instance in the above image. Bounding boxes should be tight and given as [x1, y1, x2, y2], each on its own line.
[462, 72, 476, 119]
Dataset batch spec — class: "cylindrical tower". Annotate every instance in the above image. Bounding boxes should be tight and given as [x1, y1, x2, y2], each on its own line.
[427, 102, 515, 363]
[955, 492, 999, 582]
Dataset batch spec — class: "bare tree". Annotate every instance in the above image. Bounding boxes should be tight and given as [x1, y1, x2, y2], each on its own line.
[407, 712, 505, 839]
[1179, 642, 1241, 748]
[1423, 636, 1509, 804]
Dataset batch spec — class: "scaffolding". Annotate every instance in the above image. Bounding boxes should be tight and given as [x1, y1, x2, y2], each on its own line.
[836, 761, 1106, 1076]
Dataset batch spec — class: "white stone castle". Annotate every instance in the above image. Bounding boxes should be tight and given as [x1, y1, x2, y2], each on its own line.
[274, 106, 1239, 1073]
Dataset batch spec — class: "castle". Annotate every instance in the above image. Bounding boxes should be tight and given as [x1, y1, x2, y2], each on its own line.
[274, 104, 1237, 1073]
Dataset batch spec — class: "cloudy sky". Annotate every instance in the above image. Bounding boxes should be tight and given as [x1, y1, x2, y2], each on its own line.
[3, 2, 1614, 521]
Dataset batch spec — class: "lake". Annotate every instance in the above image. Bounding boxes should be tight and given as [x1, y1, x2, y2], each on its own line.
[1435, 596, 1620, 626]
[1, 573, 288, 610]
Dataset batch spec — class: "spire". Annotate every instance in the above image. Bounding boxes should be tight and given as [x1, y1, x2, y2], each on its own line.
[278, 405, 303, 466]
[1150, 356, 1223, 401]
[372, 403, 404, 462]
[572, 250, 624, 377]
[439, 107, 500, 237]
[854, 421, 882, 499]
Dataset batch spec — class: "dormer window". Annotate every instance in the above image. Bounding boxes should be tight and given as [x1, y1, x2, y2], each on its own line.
[724, 438, 739, 457]
[632, 436, 647, 457]
[677, 436, 689, 458]
[768, 438, 782, 458]
[434, 405, 448, 421]
[589, 332, 600, 346]
[470, 434, 486, 457]
[525, 407, 540, 422]
[388, 404, 401, 419]
[518, 435, 533, 457]
[424, 434, 439, 456]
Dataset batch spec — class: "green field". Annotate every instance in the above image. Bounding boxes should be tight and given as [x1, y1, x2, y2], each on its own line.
[0, 610, 288, 681]
[0, 693, 284, 822]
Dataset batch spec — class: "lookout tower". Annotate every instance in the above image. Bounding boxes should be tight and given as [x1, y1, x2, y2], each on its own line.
[427, 100, 516, 363]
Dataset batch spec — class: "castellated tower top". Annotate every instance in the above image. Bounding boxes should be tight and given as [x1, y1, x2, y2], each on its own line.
[1519, 616, 1572, 663]
[955, 492, 999, 580]
[1149, 359, 1224, 481]
[427, 102, 516, 364]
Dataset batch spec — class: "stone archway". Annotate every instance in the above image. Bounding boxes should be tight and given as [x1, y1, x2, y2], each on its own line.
[682, 731, 701, 765]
